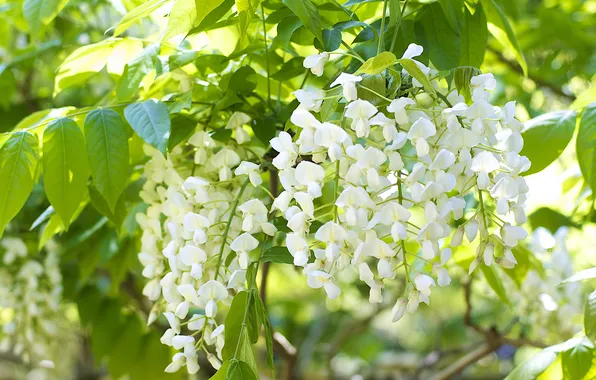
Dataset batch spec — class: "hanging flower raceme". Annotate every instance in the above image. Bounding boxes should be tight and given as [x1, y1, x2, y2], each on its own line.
[274, 43, 531, 322]
[0, 238, 76, 376]
[136, 120, 272, 374]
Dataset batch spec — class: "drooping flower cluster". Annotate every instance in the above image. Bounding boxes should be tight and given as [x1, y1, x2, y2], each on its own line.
[0, 238, 74, 376]
[278, 43, 531, 321]
[507, 227, 583, 337]
[136, 112, 272, 374]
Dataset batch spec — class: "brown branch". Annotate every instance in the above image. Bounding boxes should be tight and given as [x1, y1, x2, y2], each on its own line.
[487, 46, 575, 101]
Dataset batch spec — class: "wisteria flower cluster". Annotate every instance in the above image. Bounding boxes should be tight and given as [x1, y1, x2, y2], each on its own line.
[137, 123, 270, 374]
[275, 43, 531, 321]
[135, 43, 532, 374]
[0, 238, 69, 374]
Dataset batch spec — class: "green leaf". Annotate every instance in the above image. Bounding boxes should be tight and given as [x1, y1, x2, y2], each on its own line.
[454, 66, 482, 103]
[253, 289, 274, 370]
[585, 290, 596, 342]
[262, 246, 293, 264]
[84, 108, 130, 212]
[124, 100, 171, 155]
[54, 40, 116, 95]
[321, 28, 342, 52]
[562, 337, 594, 380]
[223, 291, 259, 361]
[22, 0, 69, 36]
[164, 0, 197, 41]
[227, 360, 258, 380]
[480, 0, 527, 76]
[39, 213, 63, 249]
[114, 0, 169, 36]
[192, 0, 235, 34]
[236, 0, 262, 44]
[437, 0, 463, 32]
[282, 0, 323, 43]
[528, 207, 579, 234]
[168, 114, 197, 150]
[356, 52, 397, 75]
[562, 268, 596, 284]
[117, 43, 160, 101]
[0, 132, 38, 237]
[577, 104, 596, 192]
[42, 118, 89, 229]
[520, 110, 576, 175]
[460, 4, 488, 68]
[398, 58, 435, 94]
[89, 184, 127, 227]
[480, 265, 509, 304]
[210, 361, 232, 380]
[276, 16, 302, 48]
[107, 315, 144, 377]
[416, 3, 460, 70]
[504, 350, 557, 380]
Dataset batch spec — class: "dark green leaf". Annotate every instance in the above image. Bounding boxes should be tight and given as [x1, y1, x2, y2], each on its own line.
[528, 207, 579, 233]
[460, 4, 488, 68]
[321, 28, 342, 52]
[168, 114, 197, 150]
[416, 3, 460, 70]
[271, 57, 304, 81]
[84, 108, 130, 212]
[223, 291, 259, 361]
[124, 100, 171, 155]
[437, 0, 463, 32]
[454, 66, 482, 103]
[229, 66, 258, 94]
[42, 118, 89, 229]
[253, 289, 274, 370]
[0, 132, 38, 236]
[521, 110, 576, 175]
[276, 16, 302, 48]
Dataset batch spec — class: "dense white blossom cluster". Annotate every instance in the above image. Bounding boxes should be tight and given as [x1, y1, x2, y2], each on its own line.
[136, 43, 532, 374]
[0, 238, 70, 376]
[282, 43, 531, 321]
[137, 122, 270, 374]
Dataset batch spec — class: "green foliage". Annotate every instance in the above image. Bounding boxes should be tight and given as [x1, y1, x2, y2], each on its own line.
[124, 100, 171, 155]
[22, 0, 68, 36]
[42, 118, 89, 229]
[282, 0, 323, 43]
[0, 132, 38, 237]
[585, 290, 596, 342]
[357, 52, 397, 75]
[520, 110, 577, 175]
[577, 103, 596, 192]
[562, 337, 594, 380]
[84, 109, 130, 212]
[504, 350, 557, 380]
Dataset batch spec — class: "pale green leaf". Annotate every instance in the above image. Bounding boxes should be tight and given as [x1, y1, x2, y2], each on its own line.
[480, 265, 509, 305]
[114, 0, 170, 37]
[42, 118, 89, 229]
[54, 40, 116, 95]
[520, 110, 577, 175]
[0, 132, 39, 237]
[22, 0, 69, 35]
[504, 350, 557, 380]
[398, 58, 435, 94]
[84, 109, 130, 212]
[577, 104, 596, 192]
[585, 290, 596, 342]
[282, 0, 323, 43]
[124, 100, 171, 155]
[356, 52, 397, 75]
[561, 267, 596, 284]
[480, 0, 527, 76]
